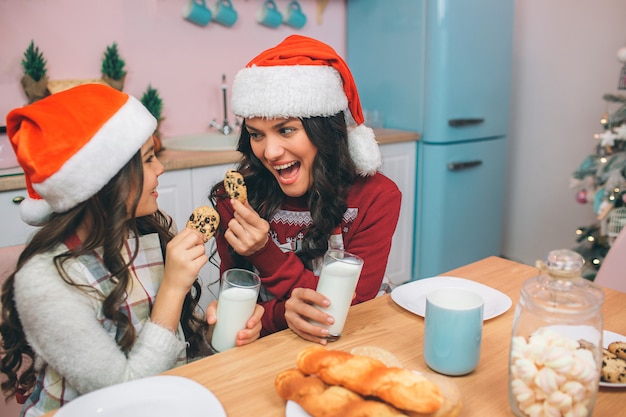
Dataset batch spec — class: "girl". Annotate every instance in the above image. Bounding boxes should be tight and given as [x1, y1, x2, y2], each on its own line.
[0, 84, 263, 416]
[210, 35, 401, 344]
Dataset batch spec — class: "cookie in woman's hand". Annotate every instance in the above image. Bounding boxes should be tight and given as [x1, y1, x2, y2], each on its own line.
[224, 169, 247, 203]
[186, 206, 220, 240]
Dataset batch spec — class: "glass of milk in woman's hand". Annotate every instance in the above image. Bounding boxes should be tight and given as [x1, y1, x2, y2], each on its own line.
[210, 269, 261, 352]
[315, 249, 364, 341]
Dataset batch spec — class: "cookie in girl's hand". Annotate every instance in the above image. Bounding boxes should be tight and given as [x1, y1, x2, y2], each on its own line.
[224, 169, 247, 203]
[186, 206, 220, 240]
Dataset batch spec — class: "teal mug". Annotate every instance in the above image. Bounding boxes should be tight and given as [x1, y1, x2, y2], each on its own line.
[257, 0, 282, 28]
[183, 0, 212, 27]
[284, 0, 306, 29]
[423, 287, 484, 376]
[212, 0, 237, 27]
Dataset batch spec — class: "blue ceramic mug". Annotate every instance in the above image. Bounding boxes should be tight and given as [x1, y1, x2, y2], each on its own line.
[257, 0, 282, 28]
[183, 0, 212, 27]
[423, 287, 484, 376]
[212, 0, 238, 27]
[284, 0, 306, 29]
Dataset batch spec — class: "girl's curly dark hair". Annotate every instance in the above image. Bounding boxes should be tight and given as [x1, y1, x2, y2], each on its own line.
[0, 150, 207, 401]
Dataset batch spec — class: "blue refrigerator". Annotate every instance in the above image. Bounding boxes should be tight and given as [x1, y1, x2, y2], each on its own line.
[347, 0, 514, 279]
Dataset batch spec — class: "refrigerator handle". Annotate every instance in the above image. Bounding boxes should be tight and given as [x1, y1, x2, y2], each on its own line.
[448, 118, 485, 127]
[448, 160, 483, 171]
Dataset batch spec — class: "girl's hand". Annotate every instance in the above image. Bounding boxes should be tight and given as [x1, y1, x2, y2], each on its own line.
[152, 228, 207, 332]
[206, 301, 265, 346]
[161, 227, 208, 296]
[224, 199, 270, 256]
[285, 288, 333, 345]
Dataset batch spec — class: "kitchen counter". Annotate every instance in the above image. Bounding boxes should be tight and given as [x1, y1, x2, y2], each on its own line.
[0, 129, 419, 192]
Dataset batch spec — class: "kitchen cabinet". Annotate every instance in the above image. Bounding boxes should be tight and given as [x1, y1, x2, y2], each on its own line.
[379, 141, 416, 287]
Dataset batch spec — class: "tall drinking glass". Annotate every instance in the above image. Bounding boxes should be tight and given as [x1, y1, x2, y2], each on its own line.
[315, 249, 364, 341]
[210, 269, 261, 352]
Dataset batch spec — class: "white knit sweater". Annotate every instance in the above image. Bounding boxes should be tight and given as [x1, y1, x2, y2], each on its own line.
[13, 241, 187, 414]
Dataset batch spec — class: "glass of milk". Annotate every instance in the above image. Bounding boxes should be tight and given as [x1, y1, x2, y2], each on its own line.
[210, 268, 261, 352]
[315, 249, 364, 341]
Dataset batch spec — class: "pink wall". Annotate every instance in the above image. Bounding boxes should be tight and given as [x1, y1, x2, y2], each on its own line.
[0, 0, 346, 138]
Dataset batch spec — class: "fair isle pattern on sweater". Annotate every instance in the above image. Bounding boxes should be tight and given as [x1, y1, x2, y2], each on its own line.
[271, 208, 358, 227]
[21, 233, 186, 416]
[269, 208, 358, 252]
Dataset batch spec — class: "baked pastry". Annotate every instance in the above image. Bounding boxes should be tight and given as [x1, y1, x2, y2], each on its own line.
[275, 368, 407, 417]
[601, 357, 626, 383]
[186, 206, 219, 239]
[224, 169, 247, 203]
[297, 346, 443, 414]
[608, 341, 626, 360]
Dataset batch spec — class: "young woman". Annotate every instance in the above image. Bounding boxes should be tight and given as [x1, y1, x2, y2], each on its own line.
[210, 35, 401, 344]
[0, 84, 263, 416]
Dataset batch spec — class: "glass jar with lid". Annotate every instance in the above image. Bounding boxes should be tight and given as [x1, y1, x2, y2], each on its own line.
[508, 249, 604, 417]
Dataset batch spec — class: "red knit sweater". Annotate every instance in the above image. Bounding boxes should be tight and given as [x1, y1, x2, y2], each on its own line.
[215, 172, 401, 334]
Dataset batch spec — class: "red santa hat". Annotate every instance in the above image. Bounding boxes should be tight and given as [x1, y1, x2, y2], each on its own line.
[6, 84, 156, 226]
[231, 35, 381, 176]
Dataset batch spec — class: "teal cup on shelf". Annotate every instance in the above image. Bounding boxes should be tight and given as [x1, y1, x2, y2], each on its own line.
[212, 0, 238, 27]
[182, 0, 212, 27]
[257, 0, 282, 28]
[283, 0, 306, 29]
[423, 287, 484, 376]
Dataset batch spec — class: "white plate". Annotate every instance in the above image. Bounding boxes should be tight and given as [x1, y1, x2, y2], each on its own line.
[390, 276, 512, 320]
[56, 375, 225, 417]
[600, 330, 626, 388]
[286, 400, 310, 417]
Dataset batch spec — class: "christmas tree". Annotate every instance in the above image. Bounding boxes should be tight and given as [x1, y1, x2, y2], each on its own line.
[570, 47, 626, 279]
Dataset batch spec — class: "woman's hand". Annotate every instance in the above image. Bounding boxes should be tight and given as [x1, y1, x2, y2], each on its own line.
[285, 288, 333, 345]
[206, 300, 265, 346]
[161, 227, 208, 296]
[224, 199, 270, 256]
[152, 227, 208, 332]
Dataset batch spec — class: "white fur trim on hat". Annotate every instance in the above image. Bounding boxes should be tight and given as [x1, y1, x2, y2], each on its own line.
[348, 125, 382, 176]
[23, 95, 156, 223]
[231, 65, 348, 119]
[19, 198, 53, 227]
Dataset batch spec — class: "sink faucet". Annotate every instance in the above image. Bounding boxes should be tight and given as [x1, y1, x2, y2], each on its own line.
[210, 74, 236, 135]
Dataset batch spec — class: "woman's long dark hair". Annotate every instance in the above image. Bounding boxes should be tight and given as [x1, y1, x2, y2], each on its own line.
[0, 150, 207, 400]
[211, 112, 357, 269]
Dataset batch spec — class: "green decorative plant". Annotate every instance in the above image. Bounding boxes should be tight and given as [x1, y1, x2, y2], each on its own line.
[141, 84, 164, 152]
[141, 84, 163, 121]
[20, 40, 49, 102]
[101, 42, 126, 91]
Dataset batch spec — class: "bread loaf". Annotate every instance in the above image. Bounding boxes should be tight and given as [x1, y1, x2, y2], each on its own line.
[275, 368, 407, 417]
[297, 346, 443, 414]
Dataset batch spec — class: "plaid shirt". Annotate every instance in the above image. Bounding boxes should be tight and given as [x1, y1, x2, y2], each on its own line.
[21, 233, 187, 416]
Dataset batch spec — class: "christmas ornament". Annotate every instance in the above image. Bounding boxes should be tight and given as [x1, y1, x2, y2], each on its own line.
[576, 189, 588, 204]
[599, 129, 618, 147]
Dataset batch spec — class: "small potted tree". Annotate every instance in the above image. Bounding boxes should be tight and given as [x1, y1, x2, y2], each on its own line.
[101, 42, 126, 91]
[20, 40, 49, 103]
[141, 84, 164, 153]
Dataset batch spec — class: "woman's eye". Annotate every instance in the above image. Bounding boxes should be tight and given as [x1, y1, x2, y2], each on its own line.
[280, 127, 295, 135]
[248, 131, 261, 140]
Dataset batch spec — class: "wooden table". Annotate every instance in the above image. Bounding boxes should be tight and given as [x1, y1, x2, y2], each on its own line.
[43, 256, 626, 416]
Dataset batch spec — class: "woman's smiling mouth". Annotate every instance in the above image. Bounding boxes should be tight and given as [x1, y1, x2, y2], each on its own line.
[273, 161, 301, 183]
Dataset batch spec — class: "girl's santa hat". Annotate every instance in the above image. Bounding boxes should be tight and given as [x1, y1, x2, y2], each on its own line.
[231, 35, 382, 176]
[6, 84, 156, 226]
